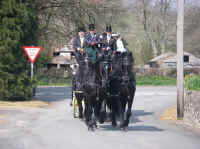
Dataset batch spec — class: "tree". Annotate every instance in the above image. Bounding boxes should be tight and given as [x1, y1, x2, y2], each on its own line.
[34, 0, 123, 54]
[134, 0, 175, 57]
[0, 0, 39, 100]
[184, 2, 200, 56]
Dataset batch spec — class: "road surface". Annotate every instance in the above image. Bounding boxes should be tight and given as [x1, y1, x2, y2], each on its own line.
[0, 86, 199, 149]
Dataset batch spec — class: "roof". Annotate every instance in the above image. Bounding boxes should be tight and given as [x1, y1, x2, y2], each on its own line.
[149, 52, 175, 62]
[164, 52, 200, 65]
[49, 55, 75, 65]
[149, 52, 200, 66]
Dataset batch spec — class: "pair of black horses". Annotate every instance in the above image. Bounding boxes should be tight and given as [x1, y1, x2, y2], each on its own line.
[72, 49, 136, 131]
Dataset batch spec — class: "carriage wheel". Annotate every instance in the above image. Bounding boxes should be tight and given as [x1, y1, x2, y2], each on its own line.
[73, 92, 79, 118]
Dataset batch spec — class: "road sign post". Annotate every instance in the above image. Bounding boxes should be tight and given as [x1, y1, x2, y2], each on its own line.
[31, 63, 34, 79]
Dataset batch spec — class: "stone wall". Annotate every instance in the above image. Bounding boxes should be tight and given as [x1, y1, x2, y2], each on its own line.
[184, 91, 200, 128]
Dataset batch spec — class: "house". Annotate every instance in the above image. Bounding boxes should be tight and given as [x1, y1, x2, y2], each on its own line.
[149, 52, 200, 69]
[48, 44, 76, 70]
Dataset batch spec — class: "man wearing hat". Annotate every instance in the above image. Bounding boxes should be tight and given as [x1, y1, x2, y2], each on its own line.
[100, 25, 116, 54]
[112, 33, 127, 53]
[86, 24, 99, 46]
[83, 24, 99, 62]
[73, 27, 87, 54]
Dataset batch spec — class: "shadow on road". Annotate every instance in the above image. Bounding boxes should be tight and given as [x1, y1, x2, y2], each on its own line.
[131, 110, 154, 123]
[126, 125, 164, 131]
[98, 110, 163, 132]
[99, 124, 163, 132]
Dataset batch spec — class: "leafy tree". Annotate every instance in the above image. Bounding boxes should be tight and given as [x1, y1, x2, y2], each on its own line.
[0, 0, 40, 100]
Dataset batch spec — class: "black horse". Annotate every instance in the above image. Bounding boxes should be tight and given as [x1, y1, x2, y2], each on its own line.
[78, 52, 100, 131]
[110, 51, 136, 130]
[95, 50, 114, 124]
[72, 52, 87, 119]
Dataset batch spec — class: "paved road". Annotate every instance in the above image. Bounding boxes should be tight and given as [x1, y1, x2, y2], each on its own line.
[0, 86, 200, 149]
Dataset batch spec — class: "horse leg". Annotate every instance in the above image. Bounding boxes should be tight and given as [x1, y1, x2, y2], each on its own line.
[123, 97, 133, 128]
[85, 95, 97, 131]
[119, 96, 126, 128]
[76, 93, 84, 119]
[110, 99, 117, 127]
[88, 104, 97, 131]
[99, 99, 107, 123]
[111, 109, 117, 127]
[123, 90, 135, 129]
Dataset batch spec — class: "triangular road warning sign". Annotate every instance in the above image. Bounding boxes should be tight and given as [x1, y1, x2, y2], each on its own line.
[23, 46, 42, 63]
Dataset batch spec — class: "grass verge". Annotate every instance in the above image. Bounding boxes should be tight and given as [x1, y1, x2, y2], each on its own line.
[160, 107, 177, 121]
[136, 76, 176, 86]
[184, 75, 200, 91]
[37, 77, 72, 86]
[0, 99, 50, 108]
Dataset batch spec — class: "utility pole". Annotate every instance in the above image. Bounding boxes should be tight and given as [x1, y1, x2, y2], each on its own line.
[177, 0, 184, 118]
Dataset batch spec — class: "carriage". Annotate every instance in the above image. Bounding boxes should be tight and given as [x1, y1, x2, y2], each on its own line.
[70, 43, 136, 131]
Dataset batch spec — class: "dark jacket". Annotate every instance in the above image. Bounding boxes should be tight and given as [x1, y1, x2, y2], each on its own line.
[85, 33, 99, 44]
[100, 33, 116, 52]
[73, 36, 88, 52]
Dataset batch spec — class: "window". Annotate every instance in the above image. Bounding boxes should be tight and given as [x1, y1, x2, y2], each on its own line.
[184, 55, 189, 63]
[149, 62, 158, 68]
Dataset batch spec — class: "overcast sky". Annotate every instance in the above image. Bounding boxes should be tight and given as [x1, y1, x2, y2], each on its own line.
[122, 0, 200, 8]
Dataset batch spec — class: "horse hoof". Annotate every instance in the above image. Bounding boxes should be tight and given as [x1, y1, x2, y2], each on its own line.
[121, 127, 128, 132]
[112, 122, 117, 128]
[88, 126, 95, 131]
[99, 120, 104, 124]
[79, 114, 83, 119]
[94, 123, 98, 129]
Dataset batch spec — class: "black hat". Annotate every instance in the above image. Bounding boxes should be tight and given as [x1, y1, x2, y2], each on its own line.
[78, 27, 85, 32]
[106, 25, 112, 32]
[89, 24, 95, 31]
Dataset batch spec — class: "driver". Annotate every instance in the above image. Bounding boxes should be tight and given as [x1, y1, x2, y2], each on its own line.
[99, 25, 117, 55]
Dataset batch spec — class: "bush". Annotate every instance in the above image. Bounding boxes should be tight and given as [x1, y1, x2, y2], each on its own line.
[0, 73, 36, 101]
[36, 67, 72, 86]
[0, 0, 39, 100]
[184, 75, 200, 91]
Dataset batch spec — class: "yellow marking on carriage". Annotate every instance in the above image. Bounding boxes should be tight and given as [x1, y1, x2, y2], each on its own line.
[74, 90, 83, 93]
[73, 97, 79, 118]
[73, 94, 85, 118]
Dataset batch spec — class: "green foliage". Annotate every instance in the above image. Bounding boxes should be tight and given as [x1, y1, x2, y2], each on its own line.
[136, 76, 176, 86]
[36, 68, 72, 86]
[184, 75, 200, 91]
[0, 0, 39, 100]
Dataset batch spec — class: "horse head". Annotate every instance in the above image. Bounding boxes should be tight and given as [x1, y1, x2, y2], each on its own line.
[97, 50, 112, 89]
[121, 51, 134, 84]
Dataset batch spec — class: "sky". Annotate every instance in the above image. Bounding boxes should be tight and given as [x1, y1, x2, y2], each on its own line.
[122, 0, 200, 8]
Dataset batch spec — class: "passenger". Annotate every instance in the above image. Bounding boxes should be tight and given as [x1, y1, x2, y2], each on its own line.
[112, 33, 127, 53]
[84, 24, 99, 62]
[73, 27, 87, 54]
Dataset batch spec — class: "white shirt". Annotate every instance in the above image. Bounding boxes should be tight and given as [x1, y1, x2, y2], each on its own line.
[107, 35, 111, 43]
[80, 37, 84, 48]
[116, 38, 127, 52]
